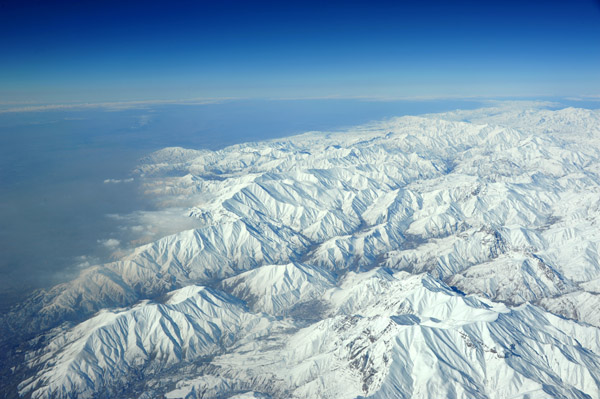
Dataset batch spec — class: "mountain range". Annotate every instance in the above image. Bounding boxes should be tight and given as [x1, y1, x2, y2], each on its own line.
[2, 102, 600, 398]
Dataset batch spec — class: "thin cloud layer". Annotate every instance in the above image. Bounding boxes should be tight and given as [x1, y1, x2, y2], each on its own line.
[0, 98, 235, 114]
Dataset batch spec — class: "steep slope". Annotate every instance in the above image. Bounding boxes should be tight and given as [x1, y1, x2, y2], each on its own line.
[22, 267, 600, 399]
[177, 269, 600, 398]
[18, 286, 289, 399]
[220, 263, 336, 316]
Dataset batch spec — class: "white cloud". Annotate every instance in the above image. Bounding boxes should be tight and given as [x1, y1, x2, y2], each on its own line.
[565, 95, 600, 102]
[107, 208, 202, 248]
[130, 225, 145, 233]
[133, 114, 152, 128]
[103, 178, 134, 184]
[98, 238, 121, 248]
[0, 97, 238, 114]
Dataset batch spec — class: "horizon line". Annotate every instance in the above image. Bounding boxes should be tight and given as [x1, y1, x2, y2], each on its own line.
[1, 94, 599, 114]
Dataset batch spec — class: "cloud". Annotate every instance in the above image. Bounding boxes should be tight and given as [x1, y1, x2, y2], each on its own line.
[98, 238, 121, 248]
[132, 114, 152, 128]
[480, 99, 562, 108]
[0, 97, 238, 114]
[564, 95, 600, 102]
[103, 178, 134, 184]
[2, 95, 591, 114]
[130, 225, 145, 233]
[73, 255, 100, 270]
[266, 94, 564, 102]
[107, 208, 202, 248]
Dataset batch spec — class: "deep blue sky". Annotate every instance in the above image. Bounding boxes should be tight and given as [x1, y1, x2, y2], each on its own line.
[1, 0, 599, 104]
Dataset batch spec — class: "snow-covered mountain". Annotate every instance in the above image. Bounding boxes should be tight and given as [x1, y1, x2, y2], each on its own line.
[3, 103, 600, 398]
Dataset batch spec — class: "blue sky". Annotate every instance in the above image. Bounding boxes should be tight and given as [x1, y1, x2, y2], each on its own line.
[1, 0, 599, 104]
